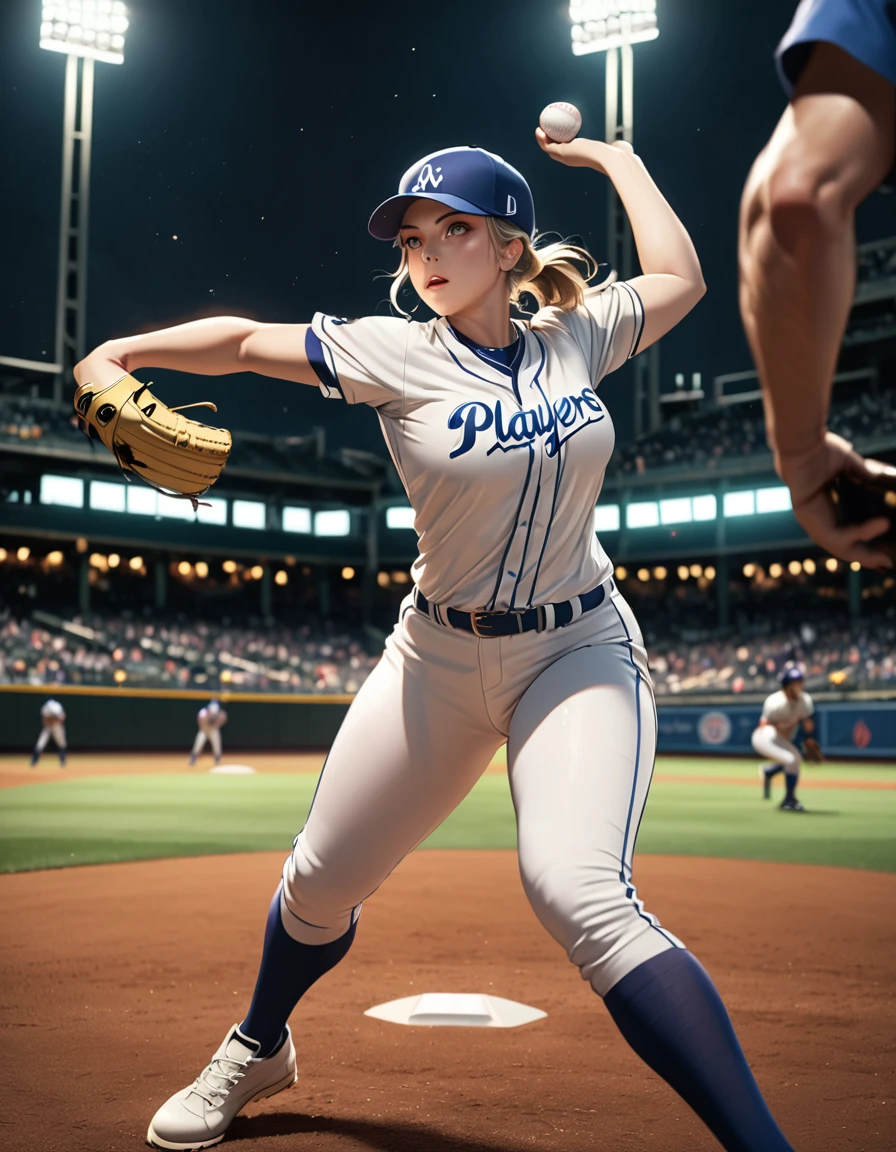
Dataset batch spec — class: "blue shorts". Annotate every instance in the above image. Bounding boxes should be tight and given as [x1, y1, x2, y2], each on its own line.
[776, 0, 896, 93]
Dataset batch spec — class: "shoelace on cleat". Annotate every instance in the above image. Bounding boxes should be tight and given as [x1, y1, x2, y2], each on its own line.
[189, 1051, 251, 1106]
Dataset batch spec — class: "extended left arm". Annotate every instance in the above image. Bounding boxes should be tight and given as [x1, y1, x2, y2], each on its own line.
[536, 131, 706, 350]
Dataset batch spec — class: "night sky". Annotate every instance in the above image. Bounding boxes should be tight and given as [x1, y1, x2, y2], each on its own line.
[1, 0, 893, 453]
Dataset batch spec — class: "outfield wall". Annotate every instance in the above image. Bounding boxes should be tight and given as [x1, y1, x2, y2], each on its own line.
[1, 686, 893, 758]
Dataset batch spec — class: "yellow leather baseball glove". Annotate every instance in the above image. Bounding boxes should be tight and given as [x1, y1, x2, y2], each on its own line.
[74, 374, 232, 508]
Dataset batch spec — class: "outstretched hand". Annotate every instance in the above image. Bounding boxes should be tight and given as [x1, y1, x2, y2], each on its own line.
[535, 128, 634, 172]
[777, 431, 896, 570]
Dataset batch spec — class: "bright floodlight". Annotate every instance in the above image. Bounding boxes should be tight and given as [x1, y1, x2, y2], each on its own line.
[39, 0, 129, 65]
[569, 0, 658, 56]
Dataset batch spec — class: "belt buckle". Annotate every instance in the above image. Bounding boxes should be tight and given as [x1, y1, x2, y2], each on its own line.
[471, 608, 528, 637]
[470, 610, 500, 638]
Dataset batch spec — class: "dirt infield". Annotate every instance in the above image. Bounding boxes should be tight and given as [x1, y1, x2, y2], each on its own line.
[2, 851, 894, 1152]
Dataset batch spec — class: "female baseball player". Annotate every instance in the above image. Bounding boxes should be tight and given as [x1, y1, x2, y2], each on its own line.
[76, 133, 795, 1152]
[189, 699, 227, 767]
[30, 698, 67, 768]
[754, 665, 816, 811]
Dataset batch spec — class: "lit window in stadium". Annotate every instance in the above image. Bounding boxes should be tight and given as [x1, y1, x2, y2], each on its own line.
[626, 501, 659, 529]
[386, 506, 416, 530]
[315, 509, 351, 537]
[593, 504, 620, 533]
[90, 480, 126, 512]
[127, 487, 158, 516]
[756, 486, 792, 514]
[40, 474, 84, 509]
[691, 494, 717, 521]
[158, 493, 194, 521]
[196, 497, 227, 525]
[283, 506, 312, 534]
[232, 499, 266, 530]
[723, 490, 755, 518]
[659, 497, 692, 525]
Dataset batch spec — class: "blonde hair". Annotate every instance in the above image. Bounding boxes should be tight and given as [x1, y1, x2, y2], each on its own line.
[386, 217, 599, 317]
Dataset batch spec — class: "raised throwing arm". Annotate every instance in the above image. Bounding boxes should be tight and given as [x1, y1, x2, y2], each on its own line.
[536, 130, 706, 351]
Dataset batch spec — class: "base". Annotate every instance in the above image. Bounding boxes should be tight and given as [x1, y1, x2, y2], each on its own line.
[364, 992, 546, 1028]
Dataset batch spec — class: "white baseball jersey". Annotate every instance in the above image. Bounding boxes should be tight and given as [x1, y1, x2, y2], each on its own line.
[198, 705, 227, 731]
[307, 283, 643, 612]
[760, 689, 814, 742]
[41, 699, 65, 724]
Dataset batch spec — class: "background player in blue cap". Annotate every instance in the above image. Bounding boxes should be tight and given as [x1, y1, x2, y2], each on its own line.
[78, 121, 797, 1151]
[752, 664, 818, 811]
[739, 0, 896, 569]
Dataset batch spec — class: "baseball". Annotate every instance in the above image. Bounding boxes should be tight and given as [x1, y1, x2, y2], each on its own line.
[539, 101, 582, 144]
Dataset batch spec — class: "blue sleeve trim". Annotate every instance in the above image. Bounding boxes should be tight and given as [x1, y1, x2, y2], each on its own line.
[618, 281, 645, 359]
[305, 326, 345, 400]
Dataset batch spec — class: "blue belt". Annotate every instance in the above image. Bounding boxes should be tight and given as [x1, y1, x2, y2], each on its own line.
[413, 579, 611, 638]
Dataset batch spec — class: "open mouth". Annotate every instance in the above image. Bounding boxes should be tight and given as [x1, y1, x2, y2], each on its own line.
[426, 275, 448, 289]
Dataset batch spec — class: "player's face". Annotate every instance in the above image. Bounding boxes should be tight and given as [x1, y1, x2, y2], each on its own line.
[398, 200, 517, 318]
[784, 681, 803, 701]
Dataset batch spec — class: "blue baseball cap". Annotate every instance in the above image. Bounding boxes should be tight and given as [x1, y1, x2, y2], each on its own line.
[779, 664, 805, 686]
[368, 146, 535, 241]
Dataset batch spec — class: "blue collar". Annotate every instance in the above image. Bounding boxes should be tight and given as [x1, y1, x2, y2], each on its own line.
[448, 322, 523, 369]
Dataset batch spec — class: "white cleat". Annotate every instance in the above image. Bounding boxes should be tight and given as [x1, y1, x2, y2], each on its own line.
[146, 1024, 296, 1150]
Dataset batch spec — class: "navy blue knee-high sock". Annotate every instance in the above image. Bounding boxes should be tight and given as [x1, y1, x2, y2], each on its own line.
[784, 773, 798, 802]
[240, 886, 357, 1057]
[604, 949, 793, 1152]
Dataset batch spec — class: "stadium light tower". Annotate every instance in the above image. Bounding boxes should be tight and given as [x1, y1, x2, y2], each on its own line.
[568, 0, 661, 436]
[39, 0, 129, 401]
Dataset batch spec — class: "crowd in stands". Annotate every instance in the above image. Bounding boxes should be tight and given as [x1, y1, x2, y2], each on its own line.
[632, 593, 896, 695]
[3, 599, 893, 697]
[0, 400, 78, 444]
[0, 611, 381, 695]
[611, 389, 896, 477]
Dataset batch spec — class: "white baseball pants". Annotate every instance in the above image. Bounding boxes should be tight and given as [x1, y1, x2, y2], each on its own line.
[751, 727, 800, 773]
[35, 723, 66, 752]
[191, 728, 222, 760]
[280, 582, 683, 998]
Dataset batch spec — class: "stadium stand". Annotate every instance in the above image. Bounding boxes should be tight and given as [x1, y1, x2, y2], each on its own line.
[2, 601, 892, 697]
[610, 389, 896, 477]
[0, 609, 381, 694]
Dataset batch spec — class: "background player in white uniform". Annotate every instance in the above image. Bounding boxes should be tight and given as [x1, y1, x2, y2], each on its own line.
[30, 698, 67, 768]
[753, 665, 815, 811]
[78, 131, 795, 1152]
[189, 699, 227, 767]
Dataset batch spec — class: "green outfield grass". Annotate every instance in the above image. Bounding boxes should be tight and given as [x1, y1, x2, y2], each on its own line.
[1, 757, 894, 874]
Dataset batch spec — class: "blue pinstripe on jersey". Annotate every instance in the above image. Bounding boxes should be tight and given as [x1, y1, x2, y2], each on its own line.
[486, 442, 535, 611]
